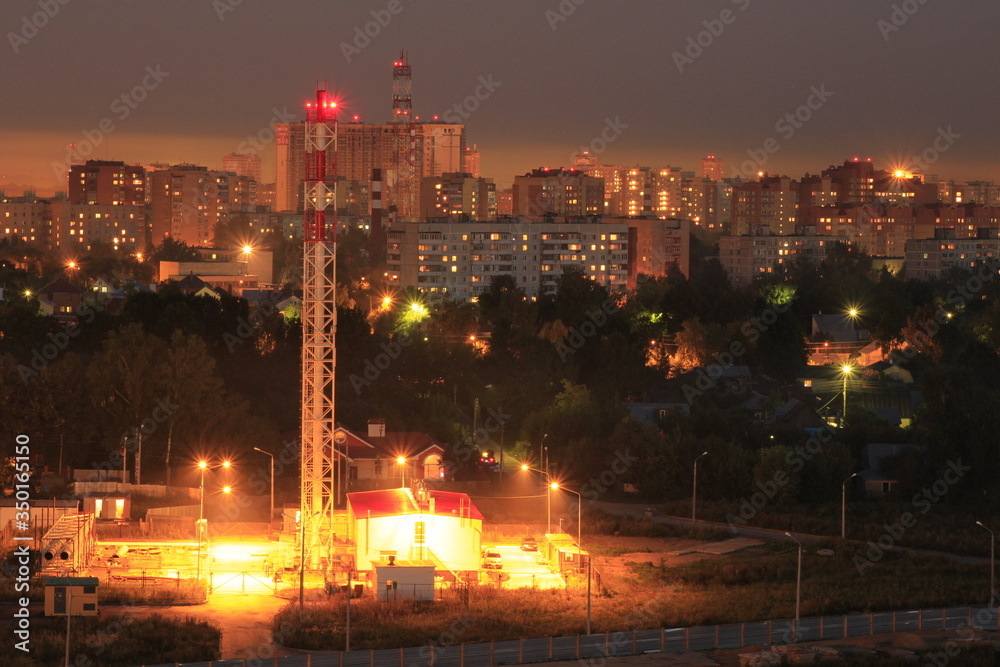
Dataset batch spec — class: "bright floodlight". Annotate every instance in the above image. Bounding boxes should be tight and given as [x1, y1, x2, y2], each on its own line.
[382, 296, 392, 307]
[520, 464, 529, 471]
[550, 482, 559, 490]
[222, 486, 232, 494]
[848, 308, 859, 318]
[198, 461, 208, 469]
[396, 456, 406, 464]
[841, 364, 854, 375]
[894, 170, 906, 178]
[222, 460, 231, 469]
[242, 245, 253, 254]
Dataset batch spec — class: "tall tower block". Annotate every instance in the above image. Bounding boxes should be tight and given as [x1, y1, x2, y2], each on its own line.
[301, 86, 338, 568]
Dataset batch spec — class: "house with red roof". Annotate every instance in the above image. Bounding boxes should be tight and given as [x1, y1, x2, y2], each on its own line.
[331, 420, 448, 487]
[347, 486, 483, 574]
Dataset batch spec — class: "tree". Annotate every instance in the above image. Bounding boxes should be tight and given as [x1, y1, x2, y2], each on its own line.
[161, 331, 226, 485]
[669, 317, 727, 375]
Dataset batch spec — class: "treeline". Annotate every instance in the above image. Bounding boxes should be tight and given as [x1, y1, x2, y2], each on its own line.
[2, 235, 1000, 504]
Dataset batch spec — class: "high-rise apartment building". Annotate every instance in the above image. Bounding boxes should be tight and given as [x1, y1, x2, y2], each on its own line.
[0, 192, 49, 245]
[512, 168, 604, 218]
[68, 160, 145, 206]
[49, 202, 146, 251]
[731, 176, 800, 236]
[463, 145, 481, 178]
[386, 219, 629, 300]
[274, 120, 465, 216]
[420, 173, 496, 221]
[150, 165, 253, 246]
[701, 155, 724, 182]
[222, 153, 263, 185]
[719, 234, 845, 286]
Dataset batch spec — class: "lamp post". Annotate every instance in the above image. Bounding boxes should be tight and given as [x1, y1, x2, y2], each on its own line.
[253, 447, 275, 524]
[397, 456, 407, 488]
[196, 459, 231, 585]
[785, 532, 802, 641]
[539, 433, 548, 475]
[977, 521, 995, 607]
[521, 464, 551, 534]
[551, 483, 583, 561]
[841, 472, 857, 539]
[840, 364, 854, 427]
[692, 451, 709, 524]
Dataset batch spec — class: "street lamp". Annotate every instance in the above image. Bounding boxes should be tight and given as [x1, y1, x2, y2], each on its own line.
[521, 464, 551, 534]
[196, 459, 231, 583]
[253, 447, 275, 524]
[397, 456, 407, 487]
[976, 521, 995, 607]
[539, 433, 549, 475]
[785, 532, 802, 641]
[550, 483, 583, 558]
[692, 451, 709, 524]
[841, 472, 857, 538]
[840, 364, 854, 427]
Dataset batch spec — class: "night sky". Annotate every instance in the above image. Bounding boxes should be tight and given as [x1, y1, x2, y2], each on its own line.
[3, 0, 999, 194]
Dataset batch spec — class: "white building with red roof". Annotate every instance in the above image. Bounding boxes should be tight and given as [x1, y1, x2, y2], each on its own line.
[331, 420, 448, 486]
[347, 486, 483, 574]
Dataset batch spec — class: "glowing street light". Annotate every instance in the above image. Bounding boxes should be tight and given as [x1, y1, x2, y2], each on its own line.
[196, 459, 232, 585]
[840, 364, 855, 426]
[241, 244, 253, 255]
[521, 464, 552, 534]
[397, 456, 407, 487]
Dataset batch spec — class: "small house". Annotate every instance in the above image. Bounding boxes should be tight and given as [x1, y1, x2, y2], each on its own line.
[44, 577, 99, 616]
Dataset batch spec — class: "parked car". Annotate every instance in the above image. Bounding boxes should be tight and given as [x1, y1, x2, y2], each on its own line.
[520, 536, 538, 552]
[481, 549, 503, 570]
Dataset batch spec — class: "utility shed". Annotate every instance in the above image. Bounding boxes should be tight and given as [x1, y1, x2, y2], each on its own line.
[44, 577, 99, 616]
[372, 559, 435, 601]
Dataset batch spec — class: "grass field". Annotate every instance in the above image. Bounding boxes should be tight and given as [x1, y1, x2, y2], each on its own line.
[274, 540, 991, 651]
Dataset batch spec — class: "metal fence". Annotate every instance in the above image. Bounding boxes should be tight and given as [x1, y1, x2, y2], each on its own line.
[143, 606, 999, 667]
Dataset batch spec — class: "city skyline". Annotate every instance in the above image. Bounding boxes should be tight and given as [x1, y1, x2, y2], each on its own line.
[3, 1, 1000, 193]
